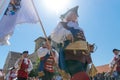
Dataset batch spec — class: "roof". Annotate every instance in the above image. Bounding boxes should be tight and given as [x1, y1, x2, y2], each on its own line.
[96, 64, 116, 73]
[34, 37, 45, 42]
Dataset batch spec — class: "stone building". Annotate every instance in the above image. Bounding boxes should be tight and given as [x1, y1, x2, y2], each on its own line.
[3, 51, 21, 73]
[34, 37, 46, 52]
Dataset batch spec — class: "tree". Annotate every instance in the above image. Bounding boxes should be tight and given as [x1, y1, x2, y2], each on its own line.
[29, 58, 40, 77]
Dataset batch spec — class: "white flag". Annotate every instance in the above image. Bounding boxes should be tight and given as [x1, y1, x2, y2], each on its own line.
[0, 0, 38, 45]
[0, 0, 10, 15]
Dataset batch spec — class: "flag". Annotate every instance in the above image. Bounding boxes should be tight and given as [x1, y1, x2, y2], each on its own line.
[16, 0, 38, 24]
[0, 0, 38, 45]
[0, 0, 10, 15]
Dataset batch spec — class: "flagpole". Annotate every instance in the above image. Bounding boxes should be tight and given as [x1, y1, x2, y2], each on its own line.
[31, 0, 49, 45]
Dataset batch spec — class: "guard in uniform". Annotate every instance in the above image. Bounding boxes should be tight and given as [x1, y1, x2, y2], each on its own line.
[14, 51, 33, 80]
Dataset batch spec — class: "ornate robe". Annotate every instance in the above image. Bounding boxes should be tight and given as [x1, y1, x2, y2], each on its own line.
[51, 21, 92, 77]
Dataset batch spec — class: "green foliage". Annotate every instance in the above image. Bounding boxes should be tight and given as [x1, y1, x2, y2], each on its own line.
[29, 58, 40, 77]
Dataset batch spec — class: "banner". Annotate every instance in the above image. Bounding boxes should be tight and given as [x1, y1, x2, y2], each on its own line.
[0, 0, 38, 45]
[0, 0, 10, 15]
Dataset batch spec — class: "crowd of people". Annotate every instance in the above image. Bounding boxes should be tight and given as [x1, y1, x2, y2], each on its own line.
[91, 72, 118, 80]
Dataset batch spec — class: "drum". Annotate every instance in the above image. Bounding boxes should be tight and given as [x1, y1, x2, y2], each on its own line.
[71, 72, 90, 80]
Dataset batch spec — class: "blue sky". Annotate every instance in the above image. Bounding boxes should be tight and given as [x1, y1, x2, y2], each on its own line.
[0, 0, 120, 69]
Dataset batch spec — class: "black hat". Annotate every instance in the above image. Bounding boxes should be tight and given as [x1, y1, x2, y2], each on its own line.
[60, 5, 79, 20]
[23, 51, 29, 54]
[113, 48, 120, 52]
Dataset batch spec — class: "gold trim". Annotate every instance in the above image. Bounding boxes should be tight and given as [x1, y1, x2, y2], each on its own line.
[65, 41, 88, 50]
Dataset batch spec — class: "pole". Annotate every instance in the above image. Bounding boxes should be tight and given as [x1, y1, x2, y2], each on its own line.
[31, 0, 50, 47]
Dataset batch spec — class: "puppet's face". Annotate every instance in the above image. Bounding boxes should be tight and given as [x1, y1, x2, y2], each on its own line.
[42, 41, 51, 49]
[70, 12, 77, 21]
[65, 12, 78, 22]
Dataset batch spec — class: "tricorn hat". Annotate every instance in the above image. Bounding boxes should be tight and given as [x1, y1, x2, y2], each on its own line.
[60, 5, 79, 20]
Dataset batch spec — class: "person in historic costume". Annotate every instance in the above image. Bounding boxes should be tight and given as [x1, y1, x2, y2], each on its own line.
[14, 51, 33, 80]
[6, 67, 17, 80]
[51, 6, 94, 80]
[109, 49, 120, 80]
[37, 38, 59, 80]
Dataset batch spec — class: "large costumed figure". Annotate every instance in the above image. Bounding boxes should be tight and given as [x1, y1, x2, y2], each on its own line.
[51, 6, 95, 80]
[37, 38, 59, 80]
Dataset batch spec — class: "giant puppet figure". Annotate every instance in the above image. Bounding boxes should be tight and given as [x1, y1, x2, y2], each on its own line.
[51, 6, 95, 80]
[37, 38, 59, 80]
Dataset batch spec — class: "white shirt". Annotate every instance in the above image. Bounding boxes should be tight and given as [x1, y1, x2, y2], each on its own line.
[51, 21, 84, 44]
[51, 22, 72, 44]
[14, 58, 33, 72]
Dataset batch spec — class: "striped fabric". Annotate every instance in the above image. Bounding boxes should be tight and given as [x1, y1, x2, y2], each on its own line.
[44, 55, 55, 72]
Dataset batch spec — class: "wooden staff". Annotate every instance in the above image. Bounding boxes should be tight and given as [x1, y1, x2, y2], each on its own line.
[31, 0, 50, 47]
